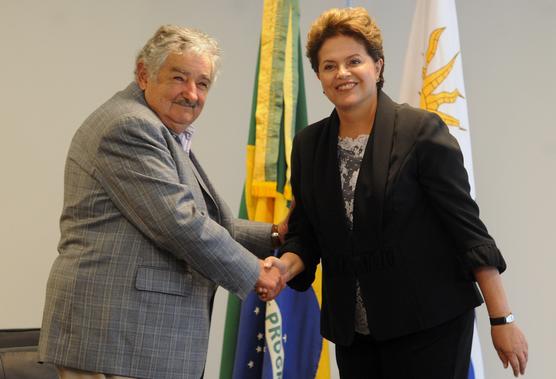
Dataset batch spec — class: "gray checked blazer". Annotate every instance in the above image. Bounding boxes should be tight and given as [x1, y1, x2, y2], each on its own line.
[38, 82, 272, 379]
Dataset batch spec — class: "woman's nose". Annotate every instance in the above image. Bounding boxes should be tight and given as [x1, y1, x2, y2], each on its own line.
[337, 65, 350, 79]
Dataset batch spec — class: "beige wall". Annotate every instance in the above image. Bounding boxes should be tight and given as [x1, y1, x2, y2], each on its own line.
[1, 1, 554, 378]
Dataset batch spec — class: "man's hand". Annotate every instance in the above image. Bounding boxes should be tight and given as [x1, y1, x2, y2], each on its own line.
[255, 259, 286, 301]
[491, 323, 528, 377]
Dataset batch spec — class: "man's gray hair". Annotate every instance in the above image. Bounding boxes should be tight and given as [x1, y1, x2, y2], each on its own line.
[135, 25, 221, 82]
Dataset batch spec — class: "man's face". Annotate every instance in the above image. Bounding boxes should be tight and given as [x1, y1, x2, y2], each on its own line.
[137, 52, 212, 133]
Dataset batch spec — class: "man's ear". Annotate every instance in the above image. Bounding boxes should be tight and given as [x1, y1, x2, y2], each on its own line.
[136, 62, 149, 90]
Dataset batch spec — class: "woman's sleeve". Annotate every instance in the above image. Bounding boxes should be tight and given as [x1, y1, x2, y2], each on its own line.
[279, 134, 321, 291]
[416, 112, 507, 277]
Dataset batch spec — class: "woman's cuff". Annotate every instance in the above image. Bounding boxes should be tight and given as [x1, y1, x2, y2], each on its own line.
[459, 244, 507, 279]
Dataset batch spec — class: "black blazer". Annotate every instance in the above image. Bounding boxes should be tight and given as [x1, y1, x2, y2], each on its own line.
[282, 91, 506, 345]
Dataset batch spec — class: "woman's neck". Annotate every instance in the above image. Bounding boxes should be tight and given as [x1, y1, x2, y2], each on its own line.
[337, 97, 378, 138]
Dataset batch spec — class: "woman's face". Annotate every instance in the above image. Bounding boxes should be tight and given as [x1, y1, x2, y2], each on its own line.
[317, 35, 383, 112]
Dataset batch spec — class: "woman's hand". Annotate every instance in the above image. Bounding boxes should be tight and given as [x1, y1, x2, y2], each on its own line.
[256, 253, 305, 301]
[263, 256, 287, 277]
[491, 323, 528, 377]
[256, 257, 287, 301]
[473, 266, 529, 376]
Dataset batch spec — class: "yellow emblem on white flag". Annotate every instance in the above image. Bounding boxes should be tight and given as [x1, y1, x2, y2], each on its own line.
[400, 0, 476, 198]
[421, 27, 465, 130]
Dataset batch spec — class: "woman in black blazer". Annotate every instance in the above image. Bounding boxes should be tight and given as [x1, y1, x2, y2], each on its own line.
[260, 7, 528, 379]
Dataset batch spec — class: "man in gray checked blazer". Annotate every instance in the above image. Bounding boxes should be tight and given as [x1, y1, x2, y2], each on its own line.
[39, 25, 285, 379]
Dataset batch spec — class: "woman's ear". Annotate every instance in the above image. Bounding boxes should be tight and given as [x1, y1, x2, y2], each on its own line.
[375, 58, 384, 78]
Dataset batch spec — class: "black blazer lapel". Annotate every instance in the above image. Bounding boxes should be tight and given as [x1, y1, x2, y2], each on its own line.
[313, 109, 351, 236]
[354, 91, 397, 246]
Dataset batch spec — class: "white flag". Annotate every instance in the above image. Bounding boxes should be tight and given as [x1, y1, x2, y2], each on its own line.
[399, 1, 484, 378]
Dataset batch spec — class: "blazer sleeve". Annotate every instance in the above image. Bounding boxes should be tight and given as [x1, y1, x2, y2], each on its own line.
[416, 112, 507, 277]
[279, 134, 321, 291]
[92, 115, 259, 300]
[230, 218, 274, 259]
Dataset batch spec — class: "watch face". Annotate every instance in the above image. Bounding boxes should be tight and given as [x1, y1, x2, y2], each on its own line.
[506, 314, 515, 323]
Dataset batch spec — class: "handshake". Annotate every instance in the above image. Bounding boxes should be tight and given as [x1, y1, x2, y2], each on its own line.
[254, 253, 304, 301]
[255, 204, 301, 301]
[255, 256, 288, 301]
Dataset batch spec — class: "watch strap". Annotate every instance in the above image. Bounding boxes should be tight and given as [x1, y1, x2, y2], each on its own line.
[489, 313, 515, 326]
[271, 224, 281, 249]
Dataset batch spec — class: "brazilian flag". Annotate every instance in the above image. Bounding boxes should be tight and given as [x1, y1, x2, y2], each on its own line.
[219, 1, 330, 378]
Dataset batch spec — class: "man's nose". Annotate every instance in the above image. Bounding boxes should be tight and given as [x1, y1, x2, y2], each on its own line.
[182, 80, 198, 102]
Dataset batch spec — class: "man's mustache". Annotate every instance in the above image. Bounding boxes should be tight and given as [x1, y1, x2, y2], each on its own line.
[173, 98, 198, 108]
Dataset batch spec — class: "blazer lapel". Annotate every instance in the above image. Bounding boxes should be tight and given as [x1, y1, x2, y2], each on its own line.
[311, 110, 352, 245]
[188, 152, 215, 202]
[369, 91, 397, 246]
[168, 136, 217, 219]
[188, 152, 221, 213]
